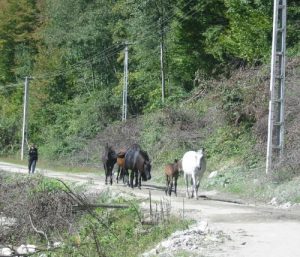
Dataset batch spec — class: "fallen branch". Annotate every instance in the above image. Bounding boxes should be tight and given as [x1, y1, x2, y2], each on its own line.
[29, 214, 50, 248]
[72, 204, 129, 211]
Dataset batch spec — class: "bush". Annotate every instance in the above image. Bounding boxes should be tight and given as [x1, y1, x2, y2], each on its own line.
[0, 172, 77, 246]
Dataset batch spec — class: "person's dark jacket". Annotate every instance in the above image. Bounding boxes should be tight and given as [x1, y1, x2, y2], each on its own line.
[29, 147, 38, 161]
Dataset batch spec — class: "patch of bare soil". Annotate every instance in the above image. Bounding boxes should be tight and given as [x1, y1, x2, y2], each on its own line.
[1, 162, 300, 257]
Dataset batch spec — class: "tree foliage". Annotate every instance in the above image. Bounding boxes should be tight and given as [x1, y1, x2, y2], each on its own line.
[0, 0, 299, 159]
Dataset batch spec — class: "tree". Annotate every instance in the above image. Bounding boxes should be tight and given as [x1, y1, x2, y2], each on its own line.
[0, 0, 39, 152]
[0, 0, 38, 84]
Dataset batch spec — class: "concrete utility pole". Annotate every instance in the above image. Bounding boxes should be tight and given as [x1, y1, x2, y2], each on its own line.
[160, 38, 165, 103]
[160, 5, 165, 103]
[21, 77, 30, 160]
[122, 44, 128, 121]
[266, 0, 287, 174]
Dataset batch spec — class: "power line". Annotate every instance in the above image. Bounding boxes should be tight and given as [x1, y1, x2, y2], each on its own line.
[35, 1, 200, 81]
[34, 43, 124, 80]
[132, 2, 203, 46]
[0, 1, 202, 87]
[0, 82, 23, 91]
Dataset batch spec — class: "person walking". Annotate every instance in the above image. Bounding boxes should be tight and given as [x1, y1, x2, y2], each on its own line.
[28, 144, 38, 174]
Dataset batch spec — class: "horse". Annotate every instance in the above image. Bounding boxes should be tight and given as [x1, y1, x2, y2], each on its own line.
[116, 149, 127, 184]
[181, 148, 206, 199]
[124, 144, 151, 189]
[101, 144, 117, 185]
[164, 159, 182, 196]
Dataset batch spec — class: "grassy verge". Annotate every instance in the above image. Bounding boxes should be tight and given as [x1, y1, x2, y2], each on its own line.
[0, 156, 101, 174]
[0, 172, 191, 257]
[202, 163, 300, 205]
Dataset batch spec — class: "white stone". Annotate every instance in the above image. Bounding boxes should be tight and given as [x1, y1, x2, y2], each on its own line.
[280, 202, 292, 209]
[0, 216, 16, 227]
[208, 171, 218, 178]
[16, 244, 36, 254]
[269, 197, 277, 206]
[0, 247, 13, 256]
[53, 241, 63, 247]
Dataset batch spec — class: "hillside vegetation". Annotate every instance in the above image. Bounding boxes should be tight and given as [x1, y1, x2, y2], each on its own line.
[0, 0, 300, 201]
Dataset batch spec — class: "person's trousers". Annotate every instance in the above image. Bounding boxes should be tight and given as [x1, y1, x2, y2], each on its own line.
[28, 159, 37, 174]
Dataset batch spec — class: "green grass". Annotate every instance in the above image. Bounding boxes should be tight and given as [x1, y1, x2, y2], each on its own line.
[0, 156, 101, 174]
[174, 251, 205, 257]
[202, 163, 300, 205]
[1, 172, 193, 257]
[42, 192, 191, 257]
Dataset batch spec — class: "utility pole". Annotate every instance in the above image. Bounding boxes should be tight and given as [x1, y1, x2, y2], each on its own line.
[122, 43, 128, 121]
[160, 37, 165, 103]
[160, 1, 165, 103]
[21, 76, 30, 160]
[266, 0, 287, 174]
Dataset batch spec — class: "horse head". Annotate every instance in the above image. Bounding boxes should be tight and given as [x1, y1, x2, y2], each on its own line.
[142, 160, 152, 181]
[108, 147, 117, 160]
[139, 150, 151, 181]
[195, 148, 205, 168]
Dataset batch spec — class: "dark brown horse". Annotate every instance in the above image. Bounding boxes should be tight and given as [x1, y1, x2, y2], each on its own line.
[124, 144, 151, 189]
[101, 144, 117, 185]
[164, 159, 182, 196]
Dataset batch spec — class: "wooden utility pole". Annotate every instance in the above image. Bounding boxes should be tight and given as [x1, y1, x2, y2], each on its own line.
[21, 77, 30, 160]
[122, 44, 128, 121]
[266, 0, 287, 174]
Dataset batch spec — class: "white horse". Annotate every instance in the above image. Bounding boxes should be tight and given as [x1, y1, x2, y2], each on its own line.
[182, 148, 206, 199]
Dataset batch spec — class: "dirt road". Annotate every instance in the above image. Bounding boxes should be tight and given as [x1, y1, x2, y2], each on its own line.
[1, 161, 300, 257]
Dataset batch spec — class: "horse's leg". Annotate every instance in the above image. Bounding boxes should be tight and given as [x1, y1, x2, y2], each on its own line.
[138, 171, 142, 189]
[165, 175, 169, 195]
[196, 172, 204, 197]
[134, 170, 138, 187]
[108, 165, 113, 185]
[122, 168, 126, 184]
[129, 170, 134, 188]
[195, 179, 199, 199]
[184, 173, 190, 198]
[120, 167, 124, 182]
[174, 176, 178, 197]
[116, 166, 120, 183]
[169, 176, 173, 196]
[191, 174, 197, 199]
[110, 168, 113, 185]
[124, 169, 129, 186]
[107, 167, 111, 185]
[104, 164, 108, 185]
[118, 165, 125, 184]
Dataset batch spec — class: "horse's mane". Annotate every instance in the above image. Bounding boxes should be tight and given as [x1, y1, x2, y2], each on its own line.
[117, 150, 126, 158]
[126, 144, 150, 162]
[140, 150, 150, 161]
[128, 143, 141, 151]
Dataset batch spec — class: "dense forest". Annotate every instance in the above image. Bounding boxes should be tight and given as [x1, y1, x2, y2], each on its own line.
[0, 0, 299, 171]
